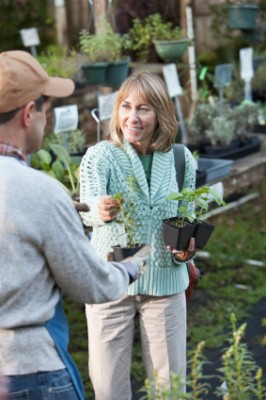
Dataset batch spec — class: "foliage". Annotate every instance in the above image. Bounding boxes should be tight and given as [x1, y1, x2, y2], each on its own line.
[0, 0, 54, 53]
[79, 19, 125, 62]
[205, 116, 236, 146]
[112, 176, 141, 248]
[216, 314, 266, 400]
[42, 130, 86, 155]
[123, 13, 186, 62]
[187, 101, 259, 144]
[37, 45, 79, 78]
[31, 144, 80, 197]
[141, 313, 266, 400]
[166, 186, 225, 225]
[253, 60, 266, 93]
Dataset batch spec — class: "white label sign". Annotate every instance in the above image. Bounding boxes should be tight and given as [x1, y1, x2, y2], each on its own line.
[20, 28, 40, 47]
[240, 47, 254, 81]
[98, 91, 118, 121]
[162, 64, 183, 98]
[53, 105, 79, 133]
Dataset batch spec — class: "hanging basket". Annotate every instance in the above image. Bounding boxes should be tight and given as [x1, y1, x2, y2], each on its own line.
[227, 5, 259, 30]
[82, 62, 108, 85]
[153, 39, 189, 63]
[105, 59, 130, 88]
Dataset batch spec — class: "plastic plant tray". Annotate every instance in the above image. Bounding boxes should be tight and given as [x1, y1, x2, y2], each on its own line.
[198, 157, 233, 183]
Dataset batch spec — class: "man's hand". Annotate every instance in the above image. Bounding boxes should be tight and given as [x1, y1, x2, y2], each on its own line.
[167, 237, 196, 262]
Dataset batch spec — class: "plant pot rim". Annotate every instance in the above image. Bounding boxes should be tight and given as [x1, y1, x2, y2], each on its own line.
[153, 38, 189, 45]
[227, 4, 259, 10]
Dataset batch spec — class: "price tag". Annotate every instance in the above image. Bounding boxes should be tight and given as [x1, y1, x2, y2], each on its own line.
[20, 28, 40, 47]
[214, 64, 232, 88]
[53, 105, 79, 133]
[98, 91, 118, 121]
[240, 48, 254, 81]
[162, 64, 183, 98]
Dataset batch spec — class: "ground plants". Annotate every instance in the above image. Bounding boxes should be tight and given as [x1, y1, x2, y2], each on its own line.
[141, 313, 266, 400]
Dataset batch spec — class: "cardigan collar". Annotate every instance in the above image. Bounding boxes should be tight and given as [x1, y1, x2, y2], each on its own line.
[122, 141, 172, 201]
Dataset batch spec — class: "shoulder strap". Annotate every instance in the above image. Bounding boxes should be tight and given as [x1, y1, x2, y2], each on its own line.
[173, 144, 185, 190]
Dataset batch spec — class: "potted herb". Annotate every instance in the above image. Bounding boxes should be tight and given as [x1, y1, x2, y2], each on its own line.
[124, 13, 189, 63]
[163, 186, 225, 250]
[79, 18, 129, 87]
[112, 176, 144, 261]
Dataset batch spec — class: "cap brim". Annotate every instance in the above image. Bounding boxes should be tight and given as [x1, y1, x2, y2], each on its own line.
[43, 76, 75, 98]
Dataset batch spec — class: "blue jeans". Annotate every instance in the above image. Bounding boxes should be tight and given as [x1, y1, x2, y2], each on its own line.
[7, 368, 81, 400]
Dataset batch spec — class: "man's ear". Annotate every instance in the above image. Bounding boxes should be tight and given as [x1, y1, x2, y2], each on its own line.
[21, 101, 35, 127]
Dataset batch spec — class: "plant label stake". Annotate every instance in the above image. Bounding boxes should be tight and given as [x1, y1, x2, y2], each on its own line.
[91, 91, 118, 142]
[53, 105, 79, 148]
[214, 64, 233, 107]
[163, 64, 188, 144]
[19, 28, 40, 57]
[240, 47, 254, 102]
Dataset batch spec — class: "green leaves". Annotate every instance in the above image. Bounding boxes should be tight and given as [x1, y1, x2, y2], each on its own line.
[166, 186, 226, 223]
[31, 144, 80, 196]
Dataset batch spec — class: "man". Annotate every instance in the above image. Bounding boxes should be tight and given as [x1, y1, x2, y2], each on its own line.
[0, 50, 148, 400]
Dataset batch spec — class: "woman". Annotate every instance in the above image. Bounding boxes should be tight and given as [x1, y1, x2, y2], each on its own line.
[80, 72, 196, 399]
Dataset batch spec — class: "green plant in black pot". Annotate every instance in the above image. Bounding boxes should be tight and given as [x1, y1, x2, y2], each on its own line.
[112, 176, 144, 261]
[163, 186, 225, 250]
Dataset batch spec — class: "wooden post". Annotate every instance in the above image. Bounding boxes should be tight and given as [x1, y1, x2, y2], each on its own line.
[93, 0, 107, 34]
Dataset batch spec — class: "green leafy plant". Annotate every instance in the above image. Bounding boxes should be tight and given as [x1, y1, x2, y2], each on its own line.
[166, 186, 225, 226]
[31, 143, 80, 198]
[124, 13, 186, 62]
[79, 19, 125, 62]
[42, 130, 86, 155]
[112, 176, 141, 248]
[205, 116, 236, 146]
[37, 45, 80, 78]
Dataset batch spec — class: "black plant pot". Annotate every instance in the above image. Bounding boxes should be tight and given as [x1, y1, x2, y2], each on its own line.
[199, 136, 262, 160]
[196, 169, 207, 188]
[162, 218, 197, 250]
[112, 244, 145, 262]
[193, 221, 215, 249]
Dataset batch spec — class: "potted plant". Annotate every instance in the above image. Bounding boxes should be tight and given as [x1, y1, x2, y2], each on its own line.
[163, 186, 225, 250]
[111, 176, 144, 261]
[186, 101, 261, 159]
[226, 0, 260, 30]
[124, 13, 189, 63]
[79, 18, 129, 87]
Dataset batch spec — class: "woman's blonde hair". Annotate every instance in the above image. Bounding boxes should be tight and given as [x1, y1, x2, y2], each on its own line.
[108, 72, 178, 152]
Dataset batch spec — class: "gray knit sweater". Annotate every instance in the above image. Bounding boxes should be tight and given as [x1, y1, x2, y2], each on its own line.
[0, 156, 132, 375]
[80, 141, 196, 297]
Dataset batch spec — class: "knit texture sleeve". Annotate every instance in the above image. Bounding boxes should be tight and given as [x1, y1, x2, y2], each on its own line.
[79, 142, 110, 227]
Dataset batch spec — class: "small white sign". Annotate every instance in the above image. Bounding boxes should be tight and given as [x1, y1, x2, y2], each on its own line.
[54, 0, 65, 6]
[98, 91, 118, 121]
[240, 47, 254, 81]
[162, 64, 183, 98]
[20, 28, 40, 47]
[208, 182, 224, 200]
[53, 105, 79, 133]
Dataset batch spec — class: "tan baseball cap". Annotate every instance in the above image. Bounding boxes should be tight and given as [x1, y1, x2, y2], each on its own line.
[0, 50, 75, 112]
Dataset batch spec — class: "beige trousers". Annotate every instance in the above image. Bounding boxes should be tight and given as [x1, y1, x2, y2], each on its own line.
[86, 292, 187, 400]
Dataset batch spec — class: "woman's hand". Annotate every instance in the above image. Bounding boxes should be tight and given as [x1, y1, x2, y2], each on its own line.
[98, 195, 123, 222]
[167, 237, 196, 262]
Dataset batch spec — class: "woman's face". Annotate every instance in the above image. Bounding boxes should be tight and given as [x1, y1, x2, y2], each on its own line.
[118, 89, 158, 154]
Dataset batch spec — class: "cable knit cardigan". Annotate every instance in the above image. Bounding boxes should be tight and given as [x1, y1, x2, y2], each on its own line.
[80, 140, 196, 296]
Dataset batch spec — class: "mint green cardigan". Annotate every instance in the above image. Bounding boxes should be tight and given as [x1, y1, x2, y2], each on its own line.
[80, 141, 196, 296]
